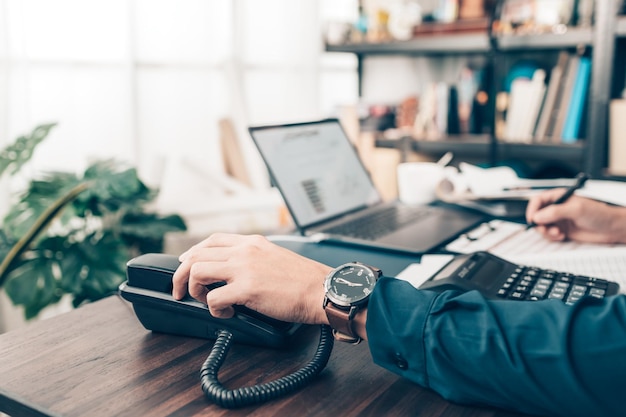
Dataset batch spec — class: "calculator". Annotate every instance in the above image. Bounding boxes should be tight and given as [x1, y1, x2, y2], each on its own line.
[419, 251, 620, 304]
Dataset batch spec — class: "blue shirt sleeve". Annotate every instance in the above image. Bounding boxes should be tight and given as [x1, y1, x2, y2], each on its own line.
[366, 277, 626, 417]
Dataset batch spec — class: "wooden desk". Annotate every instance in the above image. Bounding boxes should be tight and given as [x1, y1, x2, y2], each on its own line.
[0, 296, 530, 417]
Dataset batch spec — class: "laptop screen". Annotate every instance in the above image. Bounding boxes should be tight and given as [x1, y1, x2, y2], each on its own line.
[249, 119, 382, 228]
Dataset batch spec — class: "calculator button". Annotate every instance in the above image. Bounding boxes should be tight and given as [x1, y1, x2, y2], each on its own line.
[554, 282, 570, 290]
[509, 292, 525, 300]
[530, 289, 546, 298]
[497, 288, 508, 297]
[570, 290, 586, 298]
[577, 281, 602, 289]
[548, 292, 565, 300]
[515, 285, 529, 293]
[537, 278, 552, 286]
[583, 281, 608, 289]
[589, 288, 606, 297]
[565, 299, 579, 306]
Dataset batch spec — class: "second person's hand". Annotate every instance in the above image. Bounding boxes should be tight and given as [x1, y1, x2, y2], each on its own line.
[525, 189, 626, 244]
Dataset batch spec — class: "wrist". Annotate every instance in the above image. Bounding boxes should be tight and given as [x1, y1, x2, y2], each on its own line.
[609, 206, 626, 244]
[314, 267, 333, 325]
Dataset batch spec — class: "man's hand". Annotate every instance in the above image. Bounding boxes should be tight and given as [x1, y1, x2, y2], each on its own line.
[172, 233, 332, 325]
[526, 189, 626, 244]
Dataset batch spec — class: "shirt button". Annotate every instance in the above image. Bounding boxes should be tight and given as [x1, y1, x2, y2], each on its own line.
[394, 352, 408, 370]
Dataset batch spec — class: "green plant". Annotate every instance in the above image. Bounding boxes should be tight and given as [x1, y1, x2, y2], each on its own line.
[0, 124, 187, 319]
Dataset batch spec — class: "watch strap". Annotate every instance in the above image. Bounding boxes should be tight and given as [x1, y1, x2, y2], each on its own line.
[325, 303, 360, 343]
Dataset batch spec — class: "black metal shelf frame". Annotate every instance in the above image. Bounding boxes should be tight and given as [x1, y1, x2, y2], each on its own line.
[376, 136, 584, 164]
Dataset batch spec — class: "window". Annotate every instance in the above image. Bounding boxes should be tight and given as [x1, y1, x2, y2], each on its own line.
[0, 0, 358, 194]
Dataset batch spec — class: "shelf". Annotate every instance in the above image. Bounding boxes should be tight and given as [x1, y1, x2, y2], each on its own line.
[496, 141, 584, 161]
[376, 135, 492, 158]
[375, 135, 584, 162]
[496, 27, 593, 50]
[325, 27, 597, 56]
[325, 32, 490, 55]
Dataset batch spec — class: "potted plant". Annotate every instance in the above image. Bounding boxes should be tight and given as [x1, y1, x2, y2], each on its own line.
[0, 123, 187, 319]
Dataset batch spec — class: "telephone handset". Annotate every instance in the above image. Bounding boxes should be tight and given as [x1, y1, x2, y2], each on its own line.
[119, 253, 334, 408]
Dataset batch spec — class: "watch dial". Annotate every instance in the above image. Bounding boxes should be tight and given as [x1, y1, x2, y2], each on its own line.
[328, 264, 377, 305]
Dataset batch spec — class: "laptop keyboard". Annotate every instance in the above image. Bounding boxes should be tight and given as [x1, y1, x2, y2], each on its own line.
[322, 205, 432, 240]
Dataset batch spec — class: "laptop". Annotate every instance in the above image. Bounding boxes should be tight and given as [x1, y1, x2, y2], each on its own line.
[248, 119, 485, 254]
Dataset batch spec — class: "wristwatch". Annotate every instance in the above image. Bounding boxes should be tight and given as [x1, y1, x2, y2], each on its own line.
[323, 262, 382, 344]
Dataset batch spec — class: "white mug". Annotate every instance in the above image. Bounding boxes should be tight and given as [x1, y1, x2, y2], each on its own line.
[396, 162, 446, 205]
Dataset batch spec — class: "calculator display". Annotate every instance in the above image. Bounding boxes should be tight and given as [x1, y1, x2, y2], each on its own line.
[430, 252, 507, 290]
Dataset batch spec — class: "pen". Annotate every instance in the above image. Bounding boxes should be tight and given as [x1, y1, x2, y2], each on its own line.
[437, 151, 454, 167]
[526, 172, 589, 230]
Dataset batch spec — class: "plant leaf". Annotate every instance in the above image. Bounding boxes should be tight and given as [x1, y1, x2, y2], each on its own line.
[2, 172, 82, 239]
[0, 182, 90, 288]
[4, 256, 62, 319]
[0, 123, 57, 178]
[0, 140, 188, 320]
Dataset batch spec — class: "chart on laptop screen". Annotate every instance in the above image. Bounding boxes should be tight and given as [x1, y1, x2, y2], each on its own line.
[250, 120, 380, 226]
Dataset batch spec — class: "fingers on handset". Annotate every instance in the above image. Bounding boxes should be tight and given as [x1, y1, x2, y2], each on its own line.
[172, 261, 191, 300]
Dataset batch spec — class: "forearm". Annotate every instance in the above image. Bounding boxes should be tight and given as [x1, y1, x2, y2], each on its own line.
[366, 277, 626, 417]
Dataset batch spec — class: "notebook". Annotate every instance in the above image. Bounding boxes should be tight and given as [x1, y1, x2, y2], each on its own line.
[248, 119, 485, 254]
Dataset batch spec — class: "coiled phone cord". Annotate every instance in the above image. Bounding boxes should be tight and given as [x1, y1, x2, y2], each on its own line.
[200, 324, 334, 408]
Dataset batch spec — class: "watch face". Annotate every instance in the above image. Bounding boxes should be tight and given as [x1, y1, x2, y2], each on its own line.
[325, 263, 378, 307]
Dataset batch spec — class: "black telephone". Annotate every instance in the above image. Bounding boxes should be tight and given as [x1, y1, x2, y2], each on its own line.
[119, 253, 334, 409]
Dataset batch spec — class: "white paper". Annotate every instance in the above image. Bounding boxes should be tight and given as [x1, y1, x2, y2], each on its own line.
[438, 163, 576, 202]
[395, 255, 455, 289]
[446, 219, 625, 257]
[576, 179, 626, 207]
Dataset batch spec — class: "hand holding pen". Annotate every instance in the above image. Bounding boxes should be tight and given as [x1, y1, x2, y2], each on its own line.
[526, 172, 589, 230]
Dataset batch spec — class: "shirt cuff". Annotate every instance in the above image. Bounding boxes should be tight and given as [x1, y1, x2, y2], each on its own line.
[366, 277, 441, 389]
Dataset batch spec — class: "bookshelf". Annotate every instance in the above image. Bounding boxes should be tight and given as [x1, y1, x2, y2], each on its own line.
[325, 1, 626, 179]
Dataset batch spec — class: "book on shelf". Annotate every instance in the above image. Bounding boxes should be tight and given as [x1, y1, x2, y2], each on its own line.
[561, 56, 591, 143]
[550, 54, 580, 141]
[519, 69, 546, 141]
[502, 69, 546, 143]
[532, 52, 591, 144]
[609, 99, 626, 176]
[534, 51, 569, 141]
